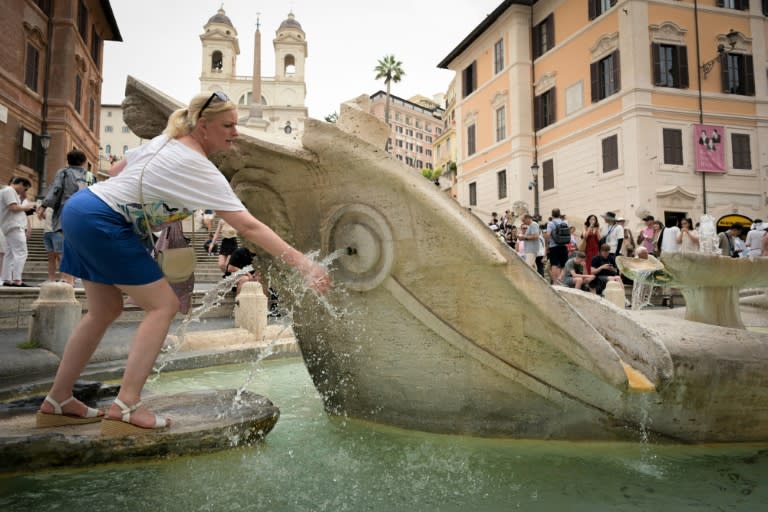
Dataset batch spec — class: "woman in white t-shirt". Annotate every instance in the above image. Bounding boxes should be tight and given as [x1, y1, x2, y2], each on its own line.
[37, 92, 331, 436]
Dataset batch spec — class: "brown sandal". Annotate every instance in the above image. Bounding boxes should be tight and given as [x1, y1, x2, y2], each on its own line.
[100, 398, 170, 437]
[35, 395, 103, 427]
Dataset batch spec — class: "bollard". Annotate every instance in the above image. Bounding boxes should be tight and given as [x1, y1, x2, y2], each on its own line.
[234, 281, 268, 339]
[604, 280, 626, 309]
[28, 282, 82, 356]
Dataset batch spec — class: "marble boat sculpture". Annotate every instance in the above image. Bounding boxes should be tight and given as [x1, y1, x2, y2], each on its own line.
[122, 76, 768, 442]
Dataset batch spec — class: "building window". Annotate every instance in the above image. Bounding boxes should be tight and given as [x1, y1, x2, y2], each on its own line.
[77, 0, 88, 42]
[122, 126, 131, 133]
[105, 144, 111, 154]
[74, 75, 82, 114]
[34, 0, 51, 15]
[123, 145, 129, 154]
[542, 159, 555, 191]
[716, 0, 749, 10]
[91, 28, 101, 64]
[534, 88, 556, 130]
[494, 38, 504, 74]
[532, 15, 554, 59]
[590, 50, 621, 102]
[396, 139, 403, 148]
[426, 149, 432, 157]
[25, 44, 39, 92]
[721, 53, 755, 96]
[731, 133, 751, 169]
[462, 61, 477, 97]
[104, 125, 113, 133]
[662, 128, 683, 165]
[602, 134, 619, 173]
[467, 124, 476, 156]
[426, 135, 432, 143]
[469, 182, 477, 206]
[588, 0, 617, 20]
[652, 44, 689, 88]
[18, 128, 42, 171]
[495, 106, 506, 142]
[88, 97, 95, 131]
[497, 170, 507, 200]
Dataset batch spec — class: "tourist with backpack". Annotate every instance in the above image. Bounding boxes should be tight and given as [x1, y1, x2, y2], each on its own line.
[545, 208, 570, 285]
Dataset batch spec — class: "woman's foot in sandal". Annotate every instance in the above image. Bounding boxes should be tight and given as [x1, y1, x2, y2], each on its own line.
[100, 397, 171, 437]
[35, 395, 103, 427]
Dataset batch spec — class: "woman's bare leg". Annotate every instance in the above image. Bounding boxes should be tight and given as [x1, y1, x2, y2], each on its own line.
[41, 280, 124, 416]
[105, 278, 179, 428]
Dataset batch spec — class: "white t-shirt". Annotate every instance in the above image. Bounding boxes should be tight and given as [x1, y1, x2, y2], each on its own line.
[0, 187, 27, 235]
[745, 229, 765, 257]
[660, 226, 681, 254]
[600, 222, 624, 253]
[91, 134, 245, 239]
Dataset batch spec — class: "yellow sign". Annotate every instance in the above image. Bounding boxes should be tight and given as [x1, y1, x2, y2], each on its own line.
[717, 214, 752, 230]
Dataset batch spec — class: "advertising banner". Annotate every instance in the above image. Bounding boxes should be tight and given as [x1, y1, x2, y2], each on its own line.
[694, 124, 725, 173]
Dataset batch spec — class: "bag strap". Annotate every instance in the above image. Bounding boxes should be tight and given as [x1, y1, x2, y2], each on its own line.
[137, 138, 172, 243]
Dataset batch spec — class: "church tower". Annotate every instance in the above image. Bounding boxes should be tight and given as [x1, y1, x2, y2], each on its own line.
[273, 12, 307, 81]
[199, 8, 239, 86]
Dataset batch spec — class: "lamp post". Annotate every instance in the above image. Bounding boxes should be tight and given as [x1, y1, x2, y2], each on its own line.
[38, 132, 51, 198]
[700, 29, 739, 78]
[530, 162, 540, 219]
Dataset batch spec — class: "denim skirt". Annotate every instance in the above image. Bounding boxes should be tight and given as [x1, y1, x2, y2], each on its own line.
[60, 189, 163, 285]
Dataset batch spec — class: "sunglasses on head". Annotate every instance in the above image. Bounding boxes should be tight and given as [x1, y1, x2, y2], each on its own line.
[200, 91, 229, 116]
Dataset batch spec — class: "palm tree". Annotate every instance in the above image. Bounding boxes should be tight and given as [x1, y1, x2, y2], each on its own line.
[374, 54, 405, 125]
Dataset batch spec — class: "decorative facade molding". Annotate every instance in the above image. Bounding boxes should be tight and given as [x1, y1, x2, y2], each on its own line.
[463, 109, 478, 125]
[74, 53, 88, 74]
[717, 31, 751, 54]
[656, 185, 698, 201]
[649, 21, 687, 45]
[534, 72, 556, 96]
[490, 90, 508, 108]
[590, 32, 619, 61]
[22, 21, 46, 47]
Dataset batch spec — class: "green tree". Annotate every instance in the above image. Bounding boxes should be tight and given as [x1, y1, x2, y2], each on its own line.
[374, 54, 405, 125]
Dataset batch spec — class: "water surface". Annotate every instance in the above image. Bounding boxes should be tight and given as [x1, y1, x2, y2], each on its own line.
[1, 359, 766, 511]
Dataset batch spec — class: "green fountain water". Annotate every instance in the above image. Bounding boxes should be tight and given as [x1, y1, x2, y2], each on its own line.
[2, 359, 766, 512]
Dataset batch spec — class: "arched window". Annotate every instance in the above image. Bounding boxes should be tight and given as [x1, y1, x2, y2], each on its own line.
[211, 51, 223, 71]
[284, 54, 296, 75]
[105, 144, 111, 154]
[238, 91, 252, 105]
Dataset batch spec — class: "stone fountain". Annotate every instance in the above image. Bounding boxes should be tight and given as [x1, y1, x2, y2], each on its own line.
[119, 76, 768, 443]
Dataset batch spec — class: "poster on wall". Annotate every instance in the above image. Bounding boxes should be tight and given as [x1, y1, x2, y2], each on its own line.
[694, 124, 725, 173]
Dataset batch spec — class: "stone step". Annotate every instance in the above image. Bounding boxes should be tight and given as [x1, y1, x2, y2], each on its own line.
[0, 287, 237, 330]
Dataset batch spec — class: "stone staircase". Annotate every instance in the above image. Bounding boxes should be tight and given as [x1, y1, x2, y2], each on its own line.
[1, 228, 237, 330]
[23, 228, 224, 284]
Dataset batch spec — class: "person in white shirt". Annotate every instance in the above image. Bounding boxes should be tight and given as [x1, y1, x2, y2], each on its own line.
[745, 221, 766, 257]
[660, 220, 681, 254]
[0, 177, 36, 286]
[37, 92, 331, 436]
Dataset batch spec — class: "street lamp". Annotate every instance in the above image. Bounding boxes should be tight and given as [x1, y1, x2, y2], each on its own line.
[530, 162, 540, 219]
[38, 132, 51, 198]
[700, 29, 739, 78]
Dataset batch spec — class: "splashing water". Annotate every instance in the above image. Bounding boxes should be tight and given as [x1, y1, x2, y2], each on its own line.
[630, 269, 657, 310]
[698, 214, 721, 255]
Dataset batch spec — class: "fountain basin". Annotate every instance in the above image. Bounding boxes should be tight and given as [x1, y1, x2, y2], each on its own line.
[0, 389, 278, 473]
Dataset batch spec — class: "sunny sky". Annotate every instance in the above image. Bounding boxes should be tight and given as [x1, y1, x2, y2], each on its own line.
[102, 0, 503, 118]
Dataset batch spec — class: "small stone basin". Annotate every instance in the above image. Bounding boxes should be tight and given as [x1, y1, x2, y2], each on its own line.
[0, 389, 279, 473]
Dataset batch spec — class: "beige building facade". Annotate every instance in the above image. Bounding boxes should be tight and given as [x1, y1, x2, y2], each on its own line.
[199, 8, 308, 138]
[369, 91, 444, 171]
[439, 0, 767, 227]
[97, 104, 143, 177]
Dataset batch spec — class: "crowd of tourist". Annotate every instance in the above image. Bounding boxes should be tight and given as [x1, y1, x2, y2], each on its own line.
[488, 208, 768, 297]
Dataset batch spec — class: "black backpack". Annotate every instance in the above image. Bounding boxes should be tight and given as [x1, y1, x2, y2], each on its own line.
[552, 222, 571, 245]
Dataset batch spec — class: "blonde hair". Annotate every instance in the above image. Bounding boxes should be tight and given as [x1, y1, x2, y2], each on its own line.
[164, 92, 237, 138]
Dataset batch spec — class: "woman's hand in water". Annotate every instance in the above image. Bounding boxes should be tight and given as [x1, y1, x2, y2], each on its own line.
[302, 261, 332, 295]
